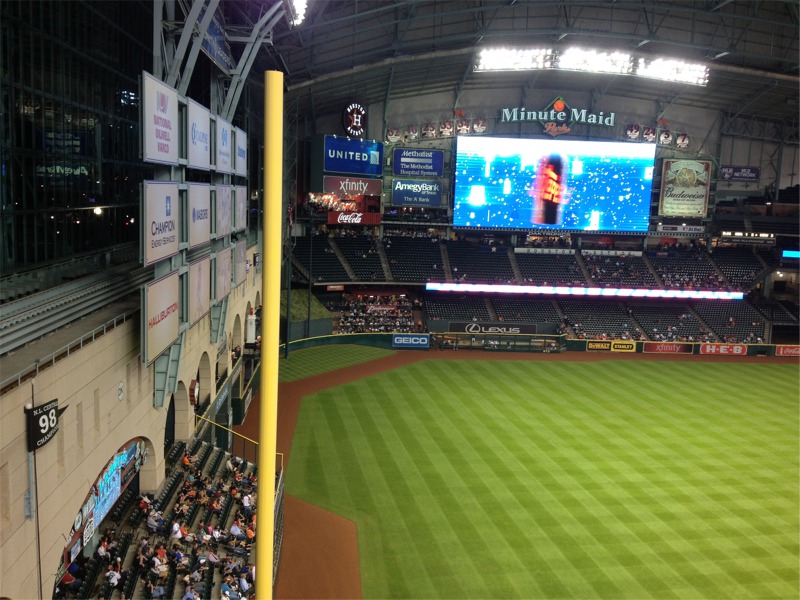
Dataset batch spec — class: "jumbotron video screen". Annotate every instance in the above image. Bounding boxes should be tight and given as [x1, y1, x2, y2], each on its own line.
[453, 136, 657, 232]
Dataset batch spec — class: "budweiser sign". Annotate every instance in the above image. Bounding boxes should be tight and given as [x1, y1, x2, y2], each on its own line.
[327, 211, 382, 226]
[699, 343, 747, 356]
[775, 345, 800, 357]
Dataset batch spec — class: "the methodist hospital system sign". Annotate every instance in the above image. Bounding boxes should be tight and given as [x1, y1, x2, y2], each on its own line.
[392, 148, 444, 177]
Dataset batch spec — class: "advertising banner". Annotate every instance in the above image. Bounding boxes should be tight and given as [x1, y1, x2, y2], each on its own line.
[188, 183, 211, 248]
[234, 186, 248, 232]
[143, 181, 180, 266]
[586, 340, 611, 351]
[643, 342, 693, 354]
[198, 4, 235, 74]
[234, 242, 247, 287]
[187, 99, 211, 170]
[142, 71, 179, 165]
[216, 247, 232, 301]
[327, 212, 382, 226]
[449, 322, 539, 335]
[234, 127, 247, 177]
[611, 340, 636, 352]
[392, 179, 443, 207]
[658, 159, 711, 217]
[392, 148, 444, 177]
[215, 117, 233, 174]
[323, 136, 383, 176]
[144, 272, 179, 364]
[323, 175, 382, 196]
[699, 343, 747, 356]
[188, 257, 210, 325]
[720, 166, 760, 183]
[216, 184, 232, 237]
[392, 334, 430, 349]
[775, 345, 800, 357]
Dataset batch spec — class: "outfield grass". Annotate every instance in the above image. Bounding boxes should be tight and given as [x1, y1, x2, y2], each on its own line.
[278, 345, 395, 382]
[286, 358, 800, 599]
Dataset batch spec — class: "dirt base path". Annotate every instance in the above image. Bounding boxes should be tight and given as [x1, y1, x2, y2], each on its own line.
[234, 349, 798, 599]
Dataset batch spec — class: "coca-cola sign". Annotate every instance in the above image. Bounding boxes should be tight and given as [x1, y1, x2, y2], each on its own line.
[327, 212, 382, 226]
[775, 345, 800, 357]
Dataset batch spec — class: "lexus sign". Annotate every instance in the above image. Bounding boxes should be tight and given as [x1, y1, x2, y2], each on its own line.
[449, 321, 538, 335]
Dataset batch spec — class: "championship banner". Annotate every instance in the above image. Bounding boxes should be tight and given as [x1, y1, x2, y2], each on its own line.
[611, 340, 636, 352]
[450, 322, 538, 335]
[25, 399, 66, 451]
[775, 345, 800, 357]
[699, 343, 747, 356]
[643, 342, 692, 354]
[586, 340, 611, 352]
[658, 159, 711, 217]
[327, 211, 382, 225]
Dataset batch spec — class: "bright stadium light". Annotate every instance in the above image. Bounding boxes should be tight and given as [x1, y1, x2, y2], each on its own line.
[289, 0, 307, 26]
[475, 46, 709, 86]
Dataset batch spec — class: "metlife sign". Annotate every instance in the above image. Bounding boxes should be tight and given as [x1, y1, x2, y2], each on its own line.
[323, 136, 383, 177]
[392, 148, 444, 177]
[392, 179, 443, 207]
[392, 334, 430, 349]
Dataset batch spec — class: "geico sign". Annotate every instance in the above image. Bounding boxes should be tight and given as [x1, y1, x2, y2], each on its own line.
[393, 336, 428, 344]
[699, 343, 746, 355]
[465, 323, 521, 334]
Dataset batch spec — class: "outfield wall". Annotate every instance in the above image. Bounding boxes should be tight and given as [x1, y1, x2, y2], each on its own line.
[282, 333, 799, 358]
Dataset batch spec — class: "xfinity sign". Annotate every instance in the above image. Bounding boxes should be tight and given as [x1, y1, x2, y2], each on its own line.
[392, 334, 430, 349]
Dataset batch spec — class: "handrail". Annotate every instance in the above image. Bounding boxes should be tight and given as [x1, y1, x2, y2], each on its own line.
[0, 308, 139, 395]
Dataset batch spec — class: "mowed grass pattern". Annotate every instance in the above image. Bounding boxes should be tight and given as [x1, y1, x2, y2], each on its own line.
[287, 359, 799, 599]
[278, 345, 395, 381]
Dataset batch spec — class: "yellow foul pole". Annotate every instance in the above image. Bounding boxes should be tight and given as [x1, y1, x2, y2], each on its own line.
[257, 70, 283, 599]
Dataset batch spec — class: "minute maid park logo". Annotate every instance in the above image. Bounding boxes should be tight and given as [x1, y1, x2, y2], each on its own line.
[500, 96, 616, 137]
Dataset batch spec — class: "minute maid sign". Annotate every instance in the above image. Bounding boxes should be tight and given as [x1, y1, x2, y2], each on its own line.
[500, 96, 616, 137]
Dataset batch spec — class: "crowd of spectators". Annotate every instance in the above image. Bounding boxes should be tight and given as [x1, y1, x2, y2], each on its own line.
[337, 294, 418, 334]
[56, 447, 259, 600]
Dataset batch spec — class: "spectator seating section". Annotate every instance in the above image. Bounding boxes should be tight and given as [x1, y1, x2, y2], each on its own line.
[709, 246, 765, 290]
[515, 252, 584, 286]
[383, 235, 446, 282]
[583, 254, 659, 288]
[334, 235, 385, 281]
[425, 294, 491, 322]
[691, 300, 767, 343]
[291, 235, 350, 282]
[648, 250, 725, 290]
[626, 302, 715, 342]
[558, 299, 641, 340]
[491, 297, 562, 324]
[445, 241, 516, 283]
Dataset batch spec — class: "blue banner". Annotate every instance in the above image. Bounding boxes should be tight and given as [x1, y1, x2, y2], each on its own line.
[720, 166, 760, 182]
[323, 136, 383, 176]
[392, 333, 430, 349]
[392, 148, 444, 177]
[391, 179, 443, 207]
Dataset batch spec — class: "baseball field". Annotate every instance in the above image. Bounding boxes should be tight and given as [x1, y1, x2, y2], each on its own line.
[274, 348, 799, 599]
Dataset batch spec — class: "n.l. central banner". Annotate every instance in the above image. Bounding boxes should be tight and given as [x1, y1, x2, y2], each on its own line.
[658, 159, 711, 217]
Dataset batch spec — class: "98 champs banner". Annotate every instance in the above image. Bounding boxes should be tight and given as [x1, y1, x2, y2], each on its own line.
[658, 159, 711, 217]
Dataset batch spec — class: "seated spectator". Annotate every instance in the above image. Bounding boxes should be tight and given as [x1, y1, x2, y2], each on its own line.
[147, 580, 166, 599]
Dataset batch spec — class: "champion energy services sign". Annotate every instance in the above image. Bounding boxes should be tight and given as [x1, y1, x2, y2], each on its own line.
[143, 181, 179, 266]
[392, 148, 444, 177]
[392, 179, 443, 207]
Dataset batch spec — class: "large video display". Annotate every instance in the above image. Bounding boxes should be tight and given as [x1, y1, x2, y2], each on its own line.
[453, 137, 656, 231]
